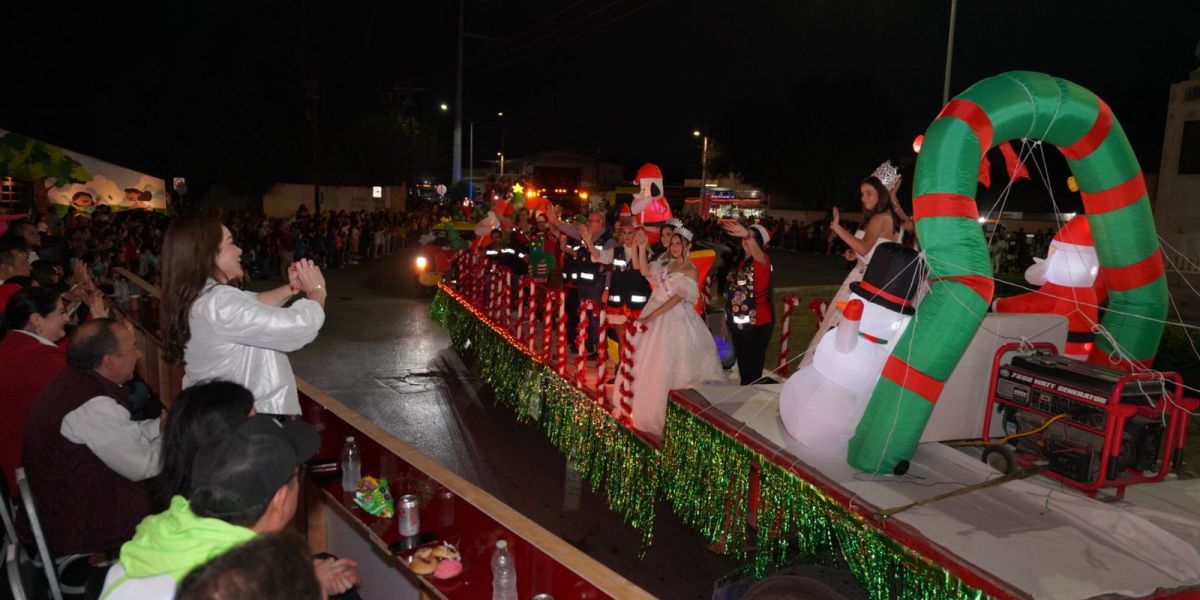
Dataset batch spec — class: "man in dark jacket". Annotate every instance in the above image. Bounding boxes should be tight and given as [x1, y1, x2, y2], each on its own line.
[19, 318, 160, 555]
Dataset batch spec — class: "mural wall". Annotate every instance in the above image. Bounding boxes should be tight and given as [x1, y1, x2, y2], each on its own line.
[0, 128, 167, 214]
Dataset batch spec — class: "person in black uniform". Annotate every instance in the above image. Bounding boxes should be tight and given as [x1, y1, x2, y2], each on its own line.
[602, 206, 652, 381]
[551, 208, 613, 355]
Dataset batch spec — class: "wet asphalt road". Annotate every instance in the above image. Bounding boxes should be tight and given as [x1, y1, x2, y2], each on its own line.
[272, 249, 849, 599]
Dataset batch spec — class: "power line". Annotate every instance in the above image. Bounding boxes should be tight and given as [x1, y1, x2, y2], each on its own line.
[468, 0, 591, 63]
[477, 0, 666, 68]
[469, 0, 630, 67]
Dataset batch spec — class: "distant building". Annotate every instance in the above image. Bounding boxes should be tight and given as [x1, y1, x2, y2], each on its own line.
[504, 151, 625, 189]
[1155, 76, 1200, 272]
[682, 174, 768, 220]
[1153, 72, 1200, 319]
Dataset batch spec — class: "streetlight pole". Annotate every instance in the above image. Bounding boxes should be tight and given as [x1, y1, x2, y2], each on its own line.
[468, 121, 474, 202]
[453, 0, 464, 183]
[694, 130, 709, 218]
[942, 0, 958, 105]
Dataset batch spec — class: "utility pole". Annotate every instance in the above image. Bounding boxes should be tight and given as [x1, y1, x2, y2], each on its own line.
[942, 0, 958, 106]
[453, 0, 464, 183]
[468, 121, 474, 201]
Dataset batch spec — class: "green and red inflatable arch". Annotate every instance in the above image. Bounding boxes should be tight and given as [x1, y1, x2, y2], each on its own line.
[848, 71, 1169, 473]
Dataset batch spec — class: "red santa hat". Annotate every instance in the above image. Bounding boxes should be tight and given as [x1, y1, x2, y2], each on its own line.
[1052, 214, 1093, 251]
[616, 203, 638, 230]
[633, 163, 663, 185]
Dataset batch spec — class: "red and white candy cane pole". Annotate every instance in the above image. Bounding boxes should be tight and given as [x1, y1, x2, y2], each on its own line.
[491, 269, 501, 322]
[616, 320, 643, 417]
[776, 295, 800, 376]
[500, 267, 510, 327]
[542, 287, 553, 360]
[515, 275, 528, 342]
[575, 301, 591, 391]
[504, 269, 514, 331]
[594, 307, 608, 403]
[463, 249, 472, 304]
[473, 252, 484, 307]
[556, 289, 567, 376]
[463, 253, 472, 307]
[527, 279, 538, 353]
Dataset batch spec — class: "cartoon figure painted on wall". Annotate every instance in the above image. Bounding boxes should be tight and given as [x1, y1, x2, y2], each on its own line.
[779, 242, 922, 454]
[992, 215, 1102, 361]
[630, 163, 673, 245]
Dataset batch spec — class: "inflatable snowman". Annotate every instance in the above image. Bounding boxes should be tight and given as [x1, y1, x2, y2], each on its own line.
[993, 215, 1101, 361]
[780, 242, 922, 455]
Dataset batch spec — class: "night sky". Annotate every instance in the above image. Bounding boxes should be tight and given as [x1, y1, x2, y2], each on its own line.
[3, 1, 1198, 206]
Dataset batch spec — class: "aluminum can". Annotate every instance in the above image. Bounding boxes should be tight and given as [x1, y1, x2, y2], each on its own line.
[398, 494, 420, 537]
[532, 595, 554, 600]
[435, 486, 455, 528]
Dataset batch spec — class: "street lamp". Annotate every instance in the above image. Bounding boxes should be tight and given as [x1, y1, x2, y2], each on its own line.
[440, 103, 449, 112]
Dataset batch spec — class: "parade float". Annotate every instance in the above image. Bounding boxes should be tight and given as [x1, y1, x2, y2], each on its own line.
[432, 72, 1200, 599]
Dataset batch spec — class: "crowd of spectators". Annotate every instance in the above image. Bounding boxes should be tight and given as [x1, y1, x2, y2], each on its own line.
[0, 200, 444, 599]
[222, 204, 452, 281]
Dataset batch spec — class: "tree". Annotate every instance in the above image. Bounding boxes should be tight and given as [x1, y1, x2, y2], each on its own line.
[0, 131, 92, 215]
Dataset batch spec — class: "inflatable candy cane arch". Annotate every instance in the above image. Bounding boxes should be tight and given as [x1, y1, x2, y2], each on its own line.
[848, 71, 1168, 473]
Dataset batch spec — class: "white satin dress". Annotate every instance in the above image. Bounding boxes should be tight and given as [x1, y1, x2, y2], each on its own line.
[628, 263, 724, 436]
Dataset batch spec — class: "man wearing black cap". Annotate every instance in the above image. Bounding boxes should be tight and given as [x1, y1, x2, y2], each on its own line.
[100, 415, 357, 599]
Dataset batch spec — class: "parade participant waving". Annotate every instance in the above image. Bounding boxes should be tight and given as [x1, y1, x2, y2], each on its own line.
[722, 221, 775, 385]
[803, 161, 907, 368]
[627, 226, 723, 436]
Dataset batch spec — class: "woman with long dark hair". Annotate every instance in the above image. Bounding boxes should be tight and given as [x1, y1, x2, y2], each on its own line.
[150, 379, 256, 512]
[802, 161, 910, 367]
[0, 286, 68, 492]
[721, 221, 775, 385]
[160, 215, 325, 417]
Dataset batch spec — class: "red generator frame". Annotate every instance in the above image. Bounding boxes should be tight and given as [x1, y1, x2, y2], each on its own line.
[982, 342, 1194, 499]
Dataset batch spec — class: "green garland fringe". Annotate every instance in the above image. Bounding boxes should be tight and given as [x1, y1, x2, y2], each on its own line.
[756, 460, 984, 600]
[431, 289, 659, 547]
[434, 288, 987, 597]
[661, 402, 753, 561]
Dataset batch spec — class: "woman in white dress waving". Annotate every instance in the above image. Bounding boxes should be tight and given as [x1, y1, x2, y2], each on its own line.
[626, 226, 724, 437]
[802, 161, 911, 367]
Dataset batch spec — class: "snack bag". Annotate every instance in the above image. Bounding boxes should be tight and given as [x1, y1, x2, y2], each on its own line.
[353, 476, 395, 518]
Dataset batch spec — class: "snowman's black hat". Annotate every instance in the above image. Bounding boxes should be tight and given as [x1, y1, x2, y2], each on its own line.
[849, 242, 921, 315]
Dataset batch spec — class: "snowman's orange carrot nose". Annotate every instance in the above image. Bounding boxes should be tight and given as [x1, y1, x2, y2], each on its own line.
[835, 301, 847, 312]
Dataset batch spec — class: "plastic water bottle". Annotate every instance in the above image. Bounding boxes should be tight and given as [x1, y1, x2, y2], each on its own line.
[491, 540, 517, 600]
[340, 436, 360, 492]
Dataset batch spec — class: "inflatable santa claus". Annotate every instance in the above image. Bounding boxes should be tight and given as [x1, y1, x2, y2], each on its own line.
[993, 215, 1101, 361]
[630, 163, 672, 244]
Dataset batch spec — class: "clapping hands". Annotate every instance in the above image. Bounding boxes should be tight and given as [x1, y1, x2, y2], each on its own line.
[288, 259, 326, 296]
[313, 557, 360, 596]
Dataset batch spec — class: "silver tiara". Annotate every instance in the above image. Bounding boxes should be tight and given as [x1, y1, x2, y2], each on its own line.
[870, 160, 899, 190]
[674, 226, 694, 242]
[665, 218, 683, 229]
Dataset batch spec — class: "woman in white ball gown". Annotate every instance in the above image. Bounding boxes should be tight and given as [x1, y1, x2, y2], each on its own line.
[626, 226, 724, 437]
